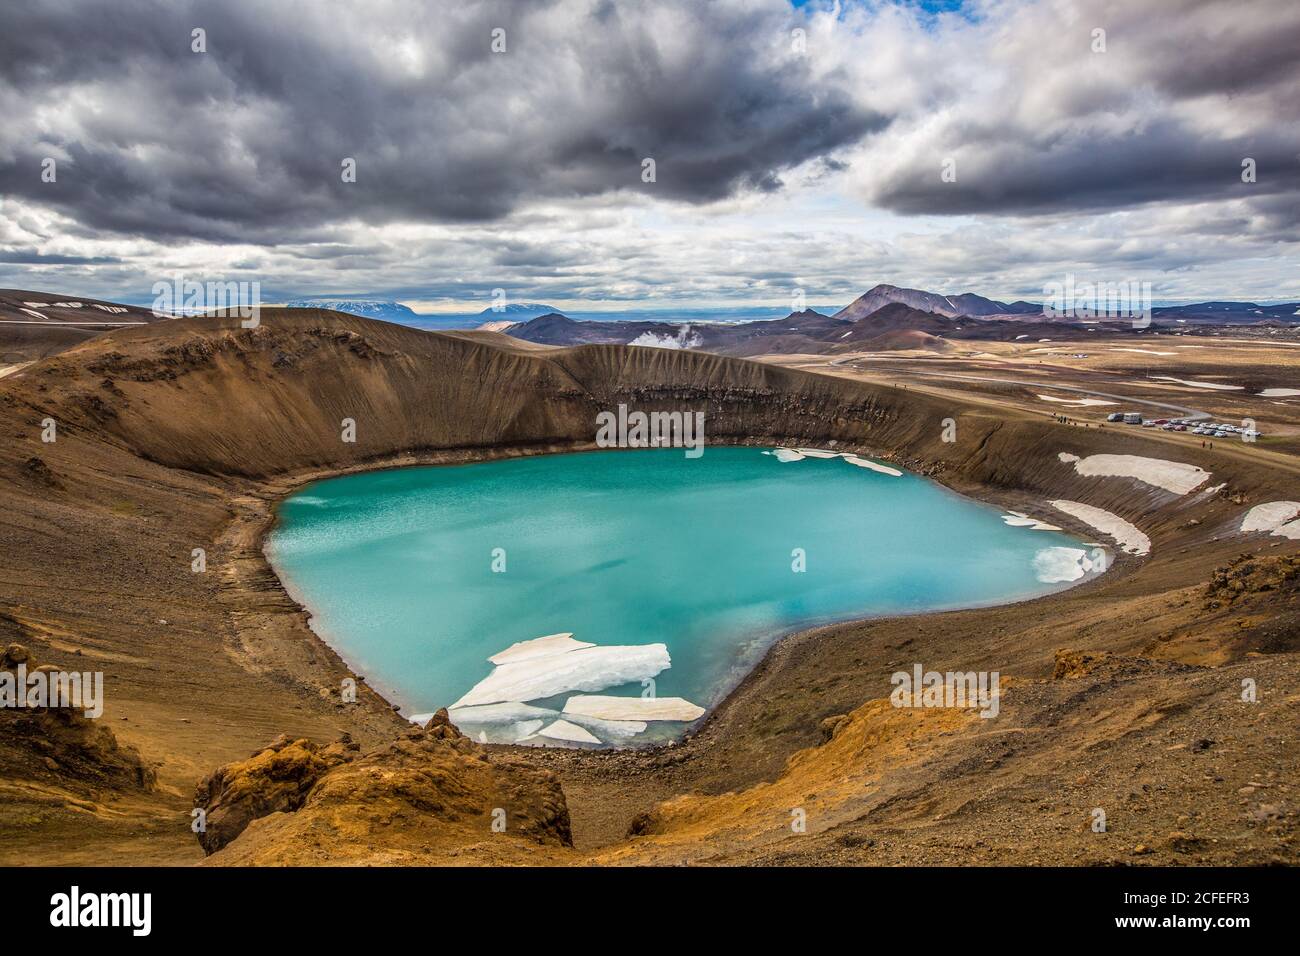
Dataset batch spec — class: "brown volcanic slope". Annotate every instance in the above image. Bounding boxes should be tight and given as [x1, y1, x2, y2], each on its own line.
[0, 289, 160, 364]
[0, 308, 1296, 866]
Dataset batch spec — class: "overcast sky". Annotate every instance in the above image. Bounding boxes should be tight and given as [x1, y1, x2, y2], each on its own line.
[1, 0, 1297, 311]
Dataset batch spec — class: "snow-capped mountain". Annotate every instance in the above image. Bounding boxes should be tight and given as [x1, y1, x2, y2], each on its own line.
[474, 302, 557, 319]
[285, 299, 420, 321]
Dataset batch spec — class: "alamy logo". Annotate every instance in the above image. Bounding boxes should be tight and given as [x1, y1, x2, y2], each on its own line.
[890, 663, 1000, 719]
[50, 886, 151, 936]
[0, 665, 103, 718]
[1042, 273, 1151, 328]
[595, 403, 705, 458]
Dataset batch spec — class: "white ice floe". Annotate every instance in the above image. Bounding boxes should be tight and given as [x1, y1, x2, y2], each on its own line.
[767, 447, 903, 476]
[1258, 388, 1300, 397]
[1037, 394, 1118, 407]
[513, 720, 545, 741]
[842, 455, 903, 477]
[1058, 452, 1081, 463]
[453, 643, 671, 707]
[530, 719, 601, 745]
[1240, 502, 1300, 540]
[562, 713, 648, 739]
[563, 695, 706, 722]
[1149, 376, 1244, 391]
[1064, 453, 1210, 494]
[795, 448, 841, 458]
[1002, 510, 1062, 532]
[448, 701, 560, 725]
[487, 632, 593, 665]
[1033, 547, 1095, 583]
[1050, 500, 1151, 555]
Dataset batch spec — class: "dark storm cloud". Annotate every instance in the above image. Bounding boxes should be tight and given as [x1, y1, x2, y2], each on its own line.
[879, 121, 1300, 218]
[863, 0, 1300, 225]
[0, 248, 120, 264]
[0, 0, 885, 243]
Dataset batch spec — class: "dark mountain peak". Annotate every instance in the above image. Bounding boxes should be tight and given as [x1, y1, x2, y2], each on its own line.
[835, 283, 1041, 322]
[514, 311, 574, 327]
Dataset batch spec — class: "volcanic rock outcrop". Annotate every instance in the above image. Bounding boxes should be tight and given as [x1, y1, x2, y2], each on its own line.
[198, 710, 573, 865]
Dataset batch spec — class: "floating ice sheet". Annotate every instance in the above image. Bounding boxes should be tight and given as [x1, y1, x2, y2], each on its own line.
[453, 643, 671, 707]
[564, 695, 706, 722]
[1033, 546, 1093, 583]
[1002, 510, 1062, 531]
[529, 719, 601, 745]
[448, 701, 560, 725]
[487, 632, 593, 665]
[842, 455, 902, 477]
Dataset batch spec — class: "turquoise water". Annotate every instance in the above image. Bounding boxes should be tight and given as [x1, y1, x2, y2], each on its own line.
[266, 447, 1093, 746]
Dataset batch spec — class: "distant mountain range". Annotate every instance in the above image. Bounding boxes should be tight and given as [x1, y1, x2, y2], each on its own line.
[284, 299, 560, 324]
[2, 285, 1296, 365]
[500, 283, 1300, 356]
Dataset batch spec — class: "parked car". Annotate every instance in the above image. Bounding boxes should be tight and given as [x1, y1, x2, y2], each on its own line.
[1107, 412, 1124, 422]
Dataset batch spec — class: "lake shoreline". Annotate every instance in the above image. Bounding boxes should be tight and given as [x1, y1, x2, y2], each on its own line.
[243, 438, 1125, 753]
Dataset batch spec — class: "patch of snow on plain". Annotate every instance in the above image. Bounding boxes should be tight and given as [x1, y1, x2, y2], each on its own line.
[1050, 500, 1150, 555]
[1149, 376, 1244, 391]
[1258, 388, 1300, 397]
[1109, 348, 1176, 356]
[1240, 502, 1300, 538]
[1066, 453, 1209, 494]
[1037, 394, 1117, 407]
[1058, 453, 1080, 463]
